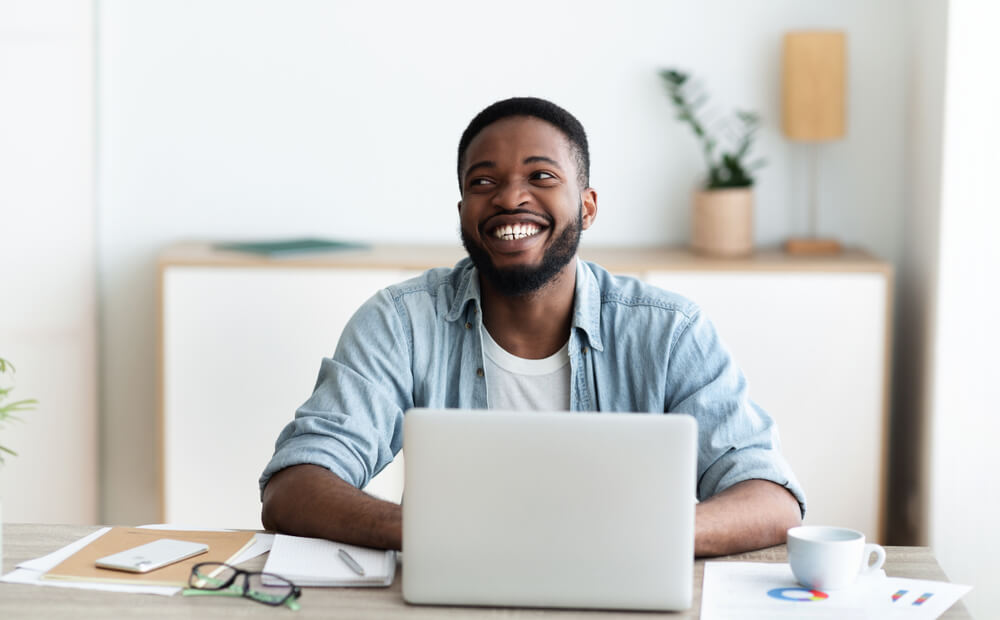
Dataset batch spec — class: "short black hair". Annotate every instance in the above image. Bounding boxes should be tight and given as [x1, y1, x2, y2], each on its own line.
[457, 97, 590, 190]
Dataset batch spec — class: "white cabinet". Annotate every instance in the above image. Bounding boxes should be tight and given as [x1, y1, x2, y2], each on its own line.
[160, 244, 891, 538]
[643, 271, 889, 540]
[161, 260, 425, 528]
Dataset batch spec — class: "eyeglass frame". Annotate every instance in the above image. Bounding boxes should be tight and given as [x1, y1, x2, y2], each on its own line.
[184, 561, 302, 609]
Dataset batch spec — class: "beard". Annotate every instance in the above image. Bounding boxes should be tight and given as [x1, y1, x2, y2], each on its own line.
[461, 203, 583, 297]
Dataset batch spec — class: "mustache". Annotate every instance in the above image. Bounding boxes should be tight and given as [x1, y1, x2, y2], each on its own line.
[479, 208, 555, 235]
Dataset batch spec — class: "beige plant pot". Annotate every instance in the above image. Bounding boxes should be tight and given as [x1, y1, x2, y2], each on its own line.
[691, 187, 754, 257]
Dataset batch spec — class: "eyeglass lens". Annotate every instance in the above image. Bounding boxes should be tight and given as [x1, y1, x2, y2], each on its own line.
[190, 562, 297, 605]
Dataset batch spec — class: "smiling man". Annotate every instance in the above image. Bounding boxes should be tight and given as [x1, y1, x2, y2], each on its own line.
[260, 97, 804, 556]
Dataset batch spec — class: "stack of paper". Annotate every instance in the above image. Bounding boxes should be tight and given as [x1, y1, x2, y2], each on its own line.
[262, 534, 396, 587]
[42, 527, 258, 588]
[1, 526, 272, 596]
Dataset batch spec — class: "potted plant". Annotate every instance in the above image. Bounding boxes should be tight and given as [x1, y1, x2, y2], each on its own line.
[659, 69, 765, 256]
[1, 357, 37, 565]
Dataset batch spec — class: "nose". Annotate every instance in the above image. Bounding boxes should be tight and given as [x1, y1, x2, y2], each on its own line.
[491, 178, 530, 211]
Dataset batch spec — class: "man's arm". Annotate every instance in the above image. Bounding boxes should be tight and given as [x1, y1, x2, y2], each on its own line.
[259, 287, 415, 550]
[261, 464, 402, 550]
[694, 478, 801, 557]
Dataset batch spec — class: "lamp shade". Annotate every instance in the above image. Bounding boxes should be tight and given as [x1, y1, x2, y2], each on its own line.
[782, 31, 846, 141]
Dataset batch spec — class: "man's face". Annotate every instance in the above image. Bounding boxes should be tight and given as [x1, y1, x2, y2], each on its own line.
[458, 116, 597, 297]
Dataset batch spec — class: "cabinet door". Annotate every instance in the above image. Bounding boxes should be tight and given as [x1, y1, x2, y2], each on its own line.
[644, 271, 888, 540]
[162, 267, 419, 529]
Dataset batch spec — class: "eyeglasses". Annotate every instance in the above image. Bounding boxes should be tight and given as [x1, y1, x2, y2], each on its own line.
[183, 562, 302, 611]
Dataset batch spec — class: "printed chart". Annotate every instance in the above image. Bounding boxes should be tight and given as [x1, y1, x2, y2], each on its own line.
[701, 562, 970, 620]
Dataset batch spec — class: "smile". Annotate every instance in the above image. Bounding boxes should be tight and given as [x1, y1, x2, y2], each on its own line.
[492, 223, 542, 241]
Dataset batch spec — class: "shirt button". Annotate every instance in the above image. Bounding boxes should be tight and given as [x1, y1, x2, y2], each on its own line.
[465, 322, 472, 329]
[582, 346, 589, 354]
[476, 368, 484, 377]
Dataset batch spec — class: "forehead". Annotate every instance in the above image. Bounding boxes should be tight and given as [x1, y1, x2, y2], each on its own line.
[463, 116, 573, 167]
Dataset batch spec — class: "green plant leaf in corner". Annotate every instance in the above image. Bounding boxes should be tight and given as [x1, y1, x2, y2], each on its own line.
[0, 357, 37, 465]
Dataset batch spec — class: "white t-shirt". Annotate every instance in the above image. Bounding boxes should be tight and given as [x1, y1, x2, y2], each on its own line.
[481, 326, 571, 411]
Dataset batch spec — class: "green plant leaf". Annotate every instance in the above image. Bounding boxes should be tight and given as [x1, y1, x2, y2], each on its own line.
[3, 398, 38, 411]
[659, 69, 688, 85]
[1, 356, 37, 466]
[660, 67, 764, 187]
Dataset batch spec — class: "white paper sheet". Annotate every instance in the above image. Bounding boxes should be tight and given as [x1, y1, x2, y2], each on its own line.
[701, 562, 970, 620]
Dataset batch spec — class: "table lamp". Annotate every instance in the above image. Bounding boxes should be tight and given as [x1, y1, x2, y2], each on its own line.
[782, 30, 846, 254]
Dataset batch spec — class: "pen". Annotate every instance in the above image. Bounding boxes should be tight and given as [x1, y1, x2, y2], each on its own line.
[338, 548, 365, 576]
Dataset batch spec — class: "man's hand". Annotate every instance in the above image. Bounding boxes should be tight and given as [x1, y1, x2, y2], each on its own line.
[695, 479, 802, 557]
[261, 464, 402, 550]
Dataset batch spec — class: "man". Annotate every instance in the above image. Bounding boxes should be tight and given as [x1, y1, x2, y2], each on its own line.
[260, 97, 804, 557]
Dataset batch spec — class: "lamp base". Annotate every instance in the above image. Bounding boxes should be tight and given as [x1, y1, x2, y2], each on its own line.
[783, 237, 842, 255]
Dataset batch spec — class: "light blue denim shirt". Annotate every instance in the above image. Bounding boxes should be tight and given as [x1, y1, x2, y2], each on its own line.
[260, 258, 806, 514]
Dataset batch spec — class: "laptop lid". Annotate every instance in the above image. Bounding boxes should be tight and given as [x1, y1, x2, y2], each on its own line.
[401, 409, 696, 611]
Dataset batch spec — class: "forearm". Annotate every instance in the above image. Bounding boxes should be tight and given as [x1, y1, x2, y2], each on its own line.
[261, 463, 402, 550]
[694, 478, 801, 557]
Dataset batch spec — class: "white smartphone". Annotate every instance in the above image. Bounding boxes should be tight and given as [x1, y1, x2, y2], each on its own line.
[95, 538, 209, 573]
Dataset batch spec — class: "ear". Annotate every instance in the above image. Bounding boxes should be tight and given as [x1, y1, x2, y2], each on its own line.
[580, 187, 598, 231]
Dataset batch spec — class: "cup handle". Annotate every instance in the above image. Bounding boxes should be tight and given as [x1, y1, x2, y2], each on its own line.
[861, 543, 886, 575]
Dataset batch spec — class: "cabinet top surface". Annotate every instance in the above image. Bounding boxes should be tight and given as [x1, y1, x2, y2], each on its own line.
[160, 242, 891, 274]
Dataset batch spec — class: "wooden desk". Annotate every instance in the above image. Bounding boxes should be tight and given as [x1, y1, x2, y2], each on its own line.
[1, 524, 970, 619]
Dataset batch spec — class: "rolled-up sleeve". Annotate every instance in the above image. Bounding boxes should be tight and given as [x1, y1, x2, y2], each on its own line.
[665, 309, 806, 516]
[258, 288, 413, 495]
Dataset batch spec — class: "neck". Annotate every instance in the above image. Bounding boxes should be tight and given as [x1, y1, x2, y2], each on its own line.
[479, 258, 577, 359]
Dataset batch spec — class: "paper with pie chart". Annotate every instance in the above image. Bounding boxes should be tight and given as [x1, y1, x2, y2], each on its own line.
[701, 561, 971, 619]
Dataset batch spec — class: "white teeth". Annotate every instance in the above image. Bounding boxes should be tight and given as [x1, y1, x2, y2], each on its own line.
[493, 223, 541, 240]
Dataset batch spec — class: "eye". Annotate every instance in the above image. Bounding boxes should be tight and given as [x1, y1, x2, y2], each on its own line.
[531, 171, 555, 180]
[468, 178, 493, 187]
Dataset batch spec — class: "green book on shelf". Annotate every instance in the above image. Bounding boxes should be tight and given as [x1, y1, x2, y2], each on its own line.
[214, 238, 370, 256]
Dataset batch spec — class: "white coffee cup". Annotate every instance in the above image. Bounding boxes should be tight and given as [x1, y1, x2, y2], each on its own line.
[787, 526, 886, 590]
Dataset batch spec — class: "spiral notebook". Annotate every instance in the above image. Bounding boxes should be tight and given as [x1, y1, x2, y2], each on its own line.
[262, 534, 396, 587]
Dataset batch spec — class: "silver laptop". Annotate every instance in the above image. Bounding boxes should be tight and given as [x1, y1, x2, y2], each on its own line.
[401, 408, 697, 611]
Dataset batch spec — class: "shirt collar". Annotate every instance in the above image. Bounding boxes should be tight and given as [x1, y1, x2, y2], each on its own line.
[445, 257, 481, 322]
[571, 258, 605, 352]
[444, 256, 605, 353]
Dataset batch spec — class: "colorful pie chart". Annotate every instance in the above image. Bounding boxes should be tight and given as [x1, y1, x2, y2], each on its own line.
[767, 587, 829, 602]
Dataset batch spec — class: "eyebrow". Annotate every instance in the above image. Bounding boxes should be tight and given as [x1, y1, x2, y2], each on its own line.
[464, 160, 496, 179]
[463, 156, 563, 180]
[522, 156, 562, 169]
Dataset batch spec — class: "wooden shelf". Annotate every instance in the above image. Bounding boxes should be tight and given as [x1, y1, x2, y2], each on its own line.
[160, 241, 890, 275]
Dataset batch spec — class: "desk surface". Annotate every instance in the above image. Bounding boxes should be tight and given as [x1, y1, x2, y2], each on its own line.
[2, 524, 970, 619]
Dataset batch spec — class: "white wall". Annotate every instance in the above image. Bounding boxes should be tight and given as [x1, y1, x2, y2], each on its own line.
[0, 0, 97, 523]
[927, 1, 1000, 617]
[97, 0, 909, 525]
